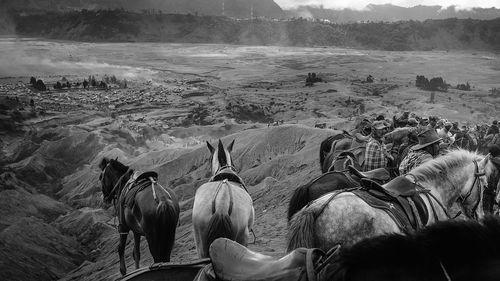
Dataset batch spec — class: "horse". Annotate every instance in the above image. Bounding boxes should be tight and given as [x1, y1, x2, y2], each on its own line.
[287, 171, 359, 222]
[287, 150, 497, 252]
[99, 158, 180, 276]
[192, 139, 254, 258]
[322, 216, 500, 281]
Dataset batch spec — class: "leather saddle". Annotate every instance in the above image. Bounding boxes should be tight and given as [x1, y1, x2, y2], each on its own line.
[207, 238, 323, 281]
[122, 171, 158, 208]
[355, 176, 429, 233]
[347, 165, 390, 183]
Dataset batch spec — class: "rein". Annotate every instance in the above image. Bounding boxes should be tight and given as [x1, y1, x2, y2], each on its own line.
[455, 160, 485, 219]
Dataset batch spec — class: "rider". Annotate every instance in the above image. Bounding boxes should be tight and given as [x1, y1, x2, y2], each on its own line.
[399, 129, 442, 175]
[364, 121, 393, 171]
[484, 144, 500, 214]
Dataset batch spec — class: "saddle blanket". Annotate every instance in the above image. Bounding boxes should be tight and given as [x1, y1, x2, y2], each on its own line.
[351, 188, 429, 234]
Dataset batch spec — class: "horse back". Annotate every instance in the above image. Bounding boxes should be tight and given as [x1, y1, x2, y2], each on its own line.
[194, 181, 253, 219]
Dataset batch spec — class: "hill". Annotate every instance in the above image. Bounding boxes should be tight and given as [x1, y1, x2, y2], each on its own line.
[0, 0, 285, 19]
[285, 4, 500, 23]
[10, 10, 500, 51]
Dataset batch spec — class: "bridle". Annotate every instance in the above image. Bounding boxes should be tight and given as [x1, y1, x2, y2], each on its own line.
[214, 164, 238, 176]
[455, 159, 486, 219]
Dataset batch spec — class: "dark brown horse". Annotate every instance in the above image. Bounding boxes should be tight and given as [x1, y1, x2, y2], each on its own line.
[99, 158, 180, 276]
[322, 216, 500, 281]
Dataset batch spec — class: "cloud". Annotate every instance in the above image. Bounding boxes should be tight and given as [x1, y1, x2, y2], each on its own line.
[275, 0, 499, 10]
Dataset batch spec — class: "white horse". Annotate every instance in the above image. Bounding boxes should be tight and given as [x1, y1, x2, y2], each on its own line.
[192, 139, 254, 258]
[287, 150, 497, 252]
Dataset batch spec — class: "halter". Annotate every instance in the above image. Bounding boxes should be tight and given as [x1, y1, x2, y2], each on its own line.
[456, 160, 485, 219]
[215, 164, 238, 175]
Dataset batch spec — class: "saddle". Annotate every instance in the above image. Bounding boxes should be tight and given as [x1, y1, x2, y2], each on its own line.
[122, 171, 159, 209]
[207, 238, 323, 281]
[347, 165, 390, 183]
[355, 176, 429, 233]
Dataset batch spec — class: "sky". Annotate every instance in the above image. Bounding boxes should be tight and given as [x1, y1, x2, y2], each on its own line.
[274, 0, 499, 10]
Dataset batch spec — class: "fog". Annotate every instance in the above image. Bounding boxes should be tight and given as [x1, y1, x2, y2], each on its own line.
[275, 0, 498, 10]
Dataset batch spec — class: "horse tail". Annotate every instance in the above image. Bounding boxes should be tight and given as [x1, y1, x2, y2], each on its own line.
[287, 183, 310, 222]
[205, 212, 234, 256]
[286, 204, 318, 252]
[320, 136, 334, 172]
[153, 199, 180, 262]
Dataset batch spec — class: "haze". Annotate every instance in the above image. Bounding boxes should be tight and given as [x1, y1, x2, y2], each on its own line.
[275, 0, 499, 9]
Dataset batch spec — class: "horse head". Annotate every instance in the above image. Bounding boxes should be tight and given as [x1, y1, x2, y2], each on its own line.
[99, 157, 129, 204]
[410, 150, 491, 220]
[207, 139, 235, 176]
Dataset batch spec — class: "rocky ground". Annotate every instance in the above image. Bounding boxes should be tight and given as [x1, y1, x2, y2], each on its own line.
[1, 40, 499, 281]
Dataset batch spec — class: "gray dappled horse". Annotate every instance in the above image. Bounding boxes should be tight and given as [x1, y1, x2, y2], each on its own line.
[192, 140, 254, 258]
[99, 158, 180, 276]
[287, 150, 496, 252]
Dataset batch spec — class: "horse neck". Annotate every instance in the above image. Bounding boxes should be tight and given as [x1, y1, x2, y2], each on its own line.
[418, 165, 472, 209]
[111, 165, 132, 196]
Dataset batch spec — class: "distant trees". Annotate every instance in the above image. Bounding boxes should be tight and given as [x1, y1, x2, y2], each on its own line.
[416, 75, 447, 91]
[29, 76, 46, 91]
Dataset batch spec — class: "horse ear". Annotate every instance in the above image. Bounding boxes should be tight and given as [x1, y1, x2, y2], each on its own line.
[207, 141, 214, 154]
[227, 139, 235, 153]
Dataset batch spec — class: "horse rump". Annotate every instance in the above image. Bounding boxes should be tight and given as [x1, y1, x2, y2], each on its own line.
[148, 200, 180, 262]
[205, 213, 235, 257]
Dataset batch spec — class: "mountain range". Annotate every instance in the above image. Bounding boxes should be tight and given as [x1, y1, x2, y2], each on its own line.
[285, 4, 500, 22]
[2, 1, 500, 22]
[0, 0, 285, 19]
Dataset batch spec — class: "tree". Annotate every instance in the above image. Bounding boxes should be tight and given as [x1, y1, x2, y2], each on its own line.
[35, 80, 46, 91]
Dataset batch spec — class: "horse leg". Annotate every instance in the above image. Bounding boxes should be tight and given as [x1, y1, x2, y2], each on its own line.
[132, 232, 141, 269]
[118, 230, 129, 276]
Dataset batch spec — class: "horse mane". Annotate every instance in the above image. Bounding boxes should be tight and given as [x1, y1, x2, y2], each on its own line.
[217, 141, 228, 167]
[109, 158, 129, 174]
[326, 216, 500, 279]
[410, 149, 483, 183]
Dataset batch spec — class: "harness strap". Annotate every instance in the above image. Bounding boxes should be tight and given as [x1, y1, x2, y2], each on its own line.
[407, 198, 423, 229]
[211, 179, 234, 216]
[439, 261, 452, 281]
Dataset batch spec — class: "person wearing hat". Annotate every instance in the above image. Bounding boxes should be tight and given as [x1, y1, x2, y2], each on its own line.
[399, 129, 442, 175]
[364, 121, 393, 171]
[484, 144, 500, 214]
[486, 120, 499, 136]
[437, 121, 455, 148]
[407, 118, 418, 127]
[427, 116, 438, 131]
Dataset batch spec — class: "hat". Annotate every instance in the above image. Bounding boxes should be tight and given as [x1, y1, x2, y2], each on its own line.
[493, 120, 498, 125]
[444, 122, 452, 127]
[411, 129, 442, 150]
[408, 118, 418, 126]
[372, 120, 387, 130]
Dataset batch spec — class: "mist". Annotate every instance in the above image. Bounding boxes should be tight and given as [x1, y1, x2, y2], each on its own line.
[275, 0, 499, 10]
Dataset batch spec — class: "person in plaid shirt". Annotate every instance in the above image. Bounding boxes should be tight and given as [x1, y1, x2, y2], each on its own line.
[399, 129, 442, 175]
[364, 121, 393, 171]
